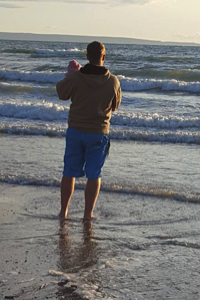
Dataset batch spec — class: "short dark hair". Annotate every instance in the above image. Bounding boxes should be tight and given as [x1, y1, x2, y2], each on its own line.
[87, 41, 106, 64]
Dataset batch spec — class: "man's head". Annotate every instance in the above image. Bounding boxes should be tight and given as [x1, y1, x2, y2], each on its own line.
[86, 41, 106, 66]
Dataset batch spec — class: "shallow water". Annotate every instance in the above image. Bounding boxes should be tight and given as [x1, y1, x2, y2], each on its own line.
[1, 183, 200, 300]
[1, 135, 200, 201]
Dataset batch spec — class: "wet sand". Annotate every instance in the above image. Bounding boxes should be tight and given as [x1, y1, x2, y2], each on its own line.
[1, 182, 200, 300]
[0, 183, 85, 300]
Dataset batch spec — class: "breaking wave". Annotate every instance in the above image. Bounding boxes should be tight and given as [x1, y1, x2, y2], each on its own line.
[2, 47, 84, 56]
[0, 102, 199, 130]
[118, 75, 200, 93]
[0, 121, 199, 145]
[1, 69, 200, 93]
[0, 82, 56, 94]
[117, 69, 200, 82]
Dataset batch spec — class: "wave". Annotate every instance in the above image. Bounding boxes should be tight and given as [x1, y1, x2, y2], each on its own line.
[1, 69, 200, 93]
[118, 76, 200, 93]
[2, 47, 84, 56]
[117, 69, 200, 82]
[1, 174, 200, 204]
[145, 56, 197, 63]
[34, 64, 65, 72]
[111, 112, 200, 129]
[0, 69, 63, 83]
[2, 47, 198, 65]
[2, 48, 35, 54]
[35, 48, 83, 55]
[0, 102, 68, 121]
[0, 120, 199, 145]
[0, 102, 199, 130]
[110, 129, 200, 145]
[0, 82, 56, 94]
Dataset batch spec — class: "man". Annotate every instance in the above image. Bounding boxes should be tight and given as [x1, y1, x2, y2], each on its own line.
[56, 41, 121, 220]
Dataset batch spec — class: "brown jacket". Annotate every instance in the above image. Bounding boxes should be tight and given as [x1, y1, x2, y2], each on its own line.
[56, 64, 121, 134]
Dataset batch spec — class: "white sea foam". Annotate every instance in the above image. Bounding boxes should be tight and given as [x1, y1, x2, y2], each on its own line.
[48, 269, 113, 300]
[2, 47, 83, 55]
[0, 102, 199, 130]
[109, 128, 200, 144]
[118, 68, 200, 82]
[118, 75, 200, 93]
[0, 102, 68, 121]
[1, 69, 200, 93]
[0, 69, 63, 83]
[0, 121, 199, 144]
[111, 112, 200, 129]
[35, 48, 82, 55]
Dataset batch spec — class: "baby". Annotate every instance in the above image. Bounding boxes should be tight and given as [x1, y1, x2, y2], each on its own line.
[66, 59, 82, 76]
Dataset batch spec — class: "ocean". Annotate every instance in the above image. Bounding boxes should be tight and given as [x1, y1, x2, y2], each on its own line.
[0, 39, 200, 299]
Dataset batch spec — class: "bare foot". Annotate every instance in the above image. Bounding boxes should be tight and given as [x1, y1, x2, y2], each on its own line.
[83, 215, 99, 221]
[58, 212, 67, 220]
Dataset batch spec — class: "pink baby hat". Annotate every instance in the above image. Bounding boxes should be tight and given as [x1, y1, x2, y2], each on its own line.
[67, 60, 82, 74]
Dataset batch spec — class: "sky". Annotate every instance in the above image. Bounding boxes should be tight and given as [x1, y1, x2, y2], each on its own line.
[0, 0, 200, 43]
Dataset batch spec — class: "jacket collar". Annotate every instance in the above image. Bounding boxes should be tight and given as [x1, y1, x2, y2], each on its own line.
[80, 63, 108, 75]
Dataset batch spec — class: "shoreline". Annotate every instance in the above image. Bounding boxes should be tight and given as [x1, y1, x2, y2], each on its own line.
[1, 182, 200, 299]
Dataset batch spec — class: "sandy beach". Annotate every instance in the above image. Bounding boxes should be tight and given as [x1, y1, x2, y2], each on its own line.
[1, 182, 200, 300]
[0, 183, 85, 300]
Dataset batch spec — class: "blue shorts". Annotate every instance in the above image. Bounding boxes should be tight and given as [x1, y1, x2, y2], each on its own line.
[63, 127, 110, 179]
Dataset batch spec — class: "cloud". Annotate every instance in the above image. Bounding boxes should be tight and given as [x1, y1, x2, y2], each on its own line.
[0, 2, 23, 8]
[0, 0, 154, 5]
[46, 25, 65, 31]
[0, 0, 106, 3]
[113, 0, 153, 3]
[174, 33, 200, 41]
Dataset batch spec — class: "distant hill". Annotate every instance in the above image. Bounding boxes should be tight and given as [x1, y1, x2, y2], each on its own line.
[0, 32, 199, 47]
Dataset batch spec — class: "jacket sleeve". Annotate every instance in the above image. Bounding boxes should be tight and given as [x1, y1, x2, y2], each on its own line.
[56, 77, 73, 101]
[112, 86, 121, 111]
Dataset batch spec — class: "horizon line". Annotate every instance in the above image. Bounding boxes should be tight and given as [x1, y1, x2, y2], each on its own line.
[0, 31, 199, 46]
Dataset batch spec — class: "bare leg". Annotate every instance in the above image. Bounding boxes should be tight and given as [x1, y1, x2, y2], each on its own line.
[59, 176, 75, 219]
[84, 178, 101, 220]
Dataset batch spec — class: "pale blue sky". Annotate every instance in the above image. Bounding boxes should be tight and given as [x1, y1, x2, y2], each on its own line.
[0, 0, 200, 43]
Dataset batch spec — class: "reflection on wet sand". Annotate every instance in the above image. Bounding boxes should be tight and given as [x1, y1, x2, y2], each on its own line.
[56, 221, 100, 299]
[58, 220, 98, 273]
